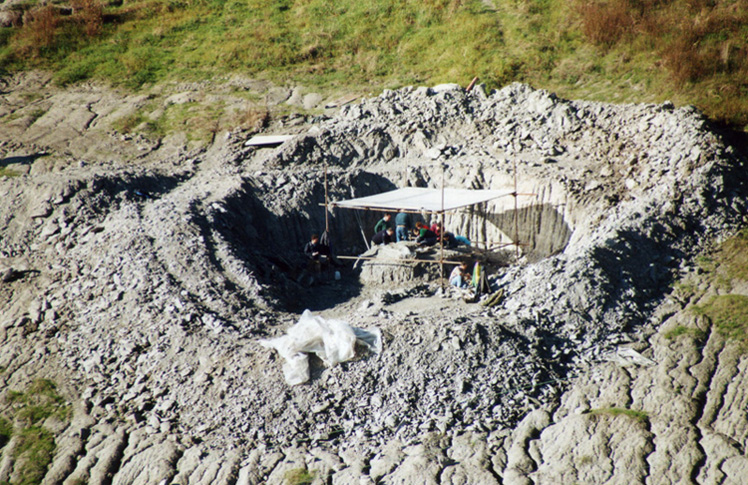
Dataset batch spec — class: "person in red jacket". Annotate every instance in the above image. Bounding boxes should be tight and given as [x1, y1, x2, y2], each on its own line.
[413, 222, 437, 246]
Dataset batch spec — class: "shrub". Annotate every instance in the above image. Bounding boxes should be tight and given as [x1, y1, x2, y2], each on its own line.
[662, 36, 704, 85]
[577, 0, 635, 47]
[0, 27, 14, 48]
[238, 106, 270, 132]
[18, 6, 61, 58]
[73, 0, 104, 38]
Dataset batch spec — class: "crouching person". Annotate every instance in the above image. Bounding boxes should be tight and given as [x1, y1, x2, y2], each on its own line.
[372, 227, 395, 246]
[450, 262, 471, 289]
[414, 222, 438, 246]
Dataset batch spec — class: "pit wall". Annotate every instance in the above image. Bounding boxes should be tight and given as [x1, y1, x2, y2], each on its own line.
[229, 159, 584, 291]
[350, 162, 581, 262]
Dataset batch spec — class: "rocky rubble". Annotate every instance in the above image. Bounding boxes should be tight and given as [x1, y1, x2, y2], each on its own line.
[1, 79, 747, 483]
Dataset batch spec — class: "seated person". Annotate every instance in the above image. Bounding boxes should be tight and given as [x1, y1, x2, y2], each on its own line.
[372, 227, 395, 246]
[450, 262, 471, 288]
[413, 222, 438, 246]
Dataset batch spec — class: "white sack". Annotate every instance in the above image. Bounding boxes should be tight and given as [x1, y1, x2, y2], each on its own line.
[259, 310, 382, 385]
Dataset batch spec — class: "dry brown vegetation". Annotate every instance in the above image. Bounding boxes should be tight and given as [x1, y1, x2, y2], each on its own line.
[1, 0, 747, 128]
[238, 106, 271, 133]
[578, 0, 748, 86]
[18, 6, 60, 57]
[10, 1, 104, 59]
[74, 0, 104, 38]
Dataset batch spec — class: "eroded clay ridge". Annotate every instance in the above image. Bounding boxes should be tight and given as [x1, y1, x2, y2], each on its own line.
[0, 82, 746, 483]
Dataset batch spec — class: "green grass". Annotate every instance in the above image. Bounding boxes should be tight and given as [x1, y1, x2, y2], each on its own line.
[0, 417, 12, 448]
[588, 407, 649, 424]
[578, 454, 594, 466]
[13, 426, 56, 485]
[7, 378, 71, 425]
[1, 0, 510, 90]
[694, 295, 748, 348]
[676, 227, 748, 349]
[0, 378, 70, 485]
[27, 107, 46, 123]
[0, 167, 21, 178]
[664, 325, 707, 341]
[716, 228, 748, 283]
[2, 106, 47, 126]
[284, 467, 316, 485]
[111, 98, 248, 144]
[0, 0, 747, 129]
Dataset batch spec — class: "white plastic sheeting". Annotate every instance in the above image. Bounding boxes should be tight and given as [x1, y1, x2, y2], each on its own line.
[259, 310, 382, 385]
[330, 187, 513, 213]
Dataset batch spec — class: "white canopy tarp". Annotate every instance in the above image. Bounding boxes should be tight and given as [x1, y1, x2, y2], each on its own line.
[330, 187, 513, 213]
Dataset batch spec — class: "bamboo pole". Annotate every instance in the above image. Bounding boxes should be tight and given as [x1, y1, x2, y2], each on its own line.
[336, 255, 465, 265]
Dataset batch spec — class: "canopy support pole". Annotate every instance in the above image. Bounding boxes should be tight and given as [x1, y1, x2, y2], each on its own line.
[514, 158, 520, 258]
[324, 163, 330, 233]
[440, 165, 446, 290]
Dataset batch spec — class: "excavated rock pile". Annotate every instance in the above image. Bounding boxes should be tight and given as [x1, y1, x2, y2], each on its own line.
[0, 81, 746, 483]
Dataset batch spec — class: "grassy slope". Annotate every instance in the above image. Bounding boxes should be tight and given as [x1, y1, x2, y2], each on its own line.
[693, 229, 748, 348]
[0, 0, 747, 129]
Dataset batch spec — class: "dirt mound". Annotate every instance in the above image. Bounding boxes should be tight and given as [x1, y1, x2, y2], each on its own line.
[0, 81, 747, 482]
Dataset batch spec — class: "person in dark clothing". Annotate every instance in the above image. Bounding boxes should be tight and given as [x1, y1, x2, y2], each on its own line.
[441, 231, 458, 249]
[304, 234, 330, 273]
[374, 213, 392, 235]
[441, 232, 471, 249]
[395, 211, 411, 242]
[414, 223, 438, 246]
[372, 227, 395, 246]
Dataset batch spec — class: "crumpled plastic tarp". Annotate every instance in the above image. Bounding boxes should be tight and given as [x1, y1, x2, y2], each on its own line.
[259, 310, 382, 385]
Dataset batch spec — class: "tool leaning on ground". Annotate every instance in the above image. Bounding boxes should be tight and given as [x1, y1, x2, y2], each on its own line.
[481, 288, 505, 308]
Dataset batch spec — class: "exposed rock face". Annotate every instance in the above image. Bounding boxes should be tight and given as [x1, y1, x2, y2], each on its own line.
[1, 79, 747, 483]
